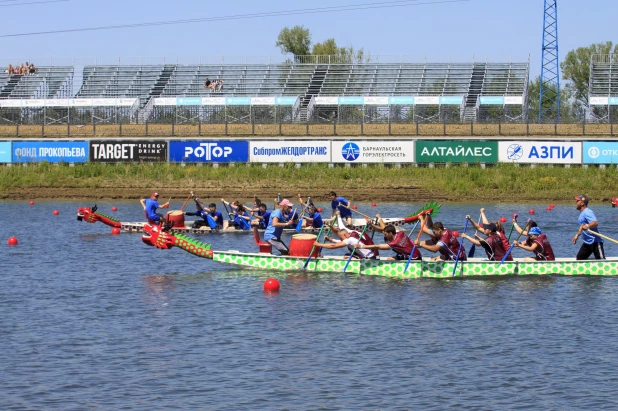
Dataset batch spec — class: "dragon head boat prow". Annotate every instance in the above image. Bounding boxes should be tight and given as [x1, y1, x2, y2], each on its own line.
[141, 223, 214, 258]
[77, 205, 121, 228]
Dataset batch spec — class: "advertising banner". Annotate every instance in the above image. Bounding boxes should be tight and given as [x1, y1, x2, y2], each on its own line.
[0, 100, 24, 108]
[169, 141, 249, 163]
[12, 141, 88, 163]
[90, 140, 167, 162]
[479, 96, 505, 105]
[363, 97, 389, 105]
[226, 97, 251, 106]
[177, 97, 203, 106]
[338, 96, 364, 105]
[332, 141, 414, 163]
[315, 97, 339, 105]
[583, 142, 618, 164]
[439, 96, 463, 105]
[250, 141, 330, 163]
[275, 97, 298, 105]
[589, 96, 609, 106]
[388, 96, 415, 105]
[202, 97, 226, 106]
[154, 98, 178, 106]
[504, 96, 524, 105]
[498, 141, 582, 164]
[415, 96, 440, 105]
[0, 142, 11, 163]
[416, 141, 498, 163]
[251, 97, 276, 106]
[610, 97, 618, 106]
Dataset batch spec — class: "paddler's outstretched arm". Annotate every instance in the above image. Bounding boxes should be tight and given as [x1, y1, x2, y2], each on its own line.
[368, 214, 386, 233]
[513, 219, 530, 235]
[354, 242, 390, 251]
[140, 198, 146, 209]
[414, 238, 441, 253]
[465, 215, 483, 232]
[461, 233, 481, 246]
[480, 208, 489, 225]
[314, 237, 347, 249]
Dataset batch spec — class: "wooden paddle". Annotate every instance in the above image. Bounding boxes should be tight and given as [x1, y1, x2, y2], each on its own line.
[586, 230, 618, 245]
[180, 194, 192, 211]
[340, 202, 373, 220]
[452, 218, 469, 276]
[342, 223, 370, 273]
[404, 217, 425, 274]
[501, 220, 532, 265]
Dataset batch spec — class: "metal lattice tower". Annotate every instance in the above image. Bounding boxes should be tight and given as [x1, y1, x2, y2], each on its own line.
[539, 0, 560, 123]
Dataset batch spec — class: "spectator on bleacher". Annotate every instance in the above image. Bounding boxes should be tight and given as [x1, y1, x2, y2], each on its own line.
[216, 79, 224, 92]
[6, 64, 13, 76]
[204, 77, 211, 89]
[28, 63, 36, 75]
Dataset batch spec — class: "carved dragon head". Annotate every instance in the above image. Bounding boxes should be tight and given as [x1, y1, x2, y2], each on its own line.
[77, 205, 100, 223]
[142, 223, 176, 249]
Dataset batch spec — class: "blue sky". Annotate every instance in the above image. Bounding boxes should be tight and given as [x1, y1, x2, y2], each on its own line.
[0, 0, 615, 77]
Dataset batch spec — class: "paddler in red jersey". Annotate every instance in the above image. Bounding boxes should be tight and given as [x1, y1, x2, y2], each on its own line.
[514, 226, 556, 261]
[355, 224, 421, 261]
[415, 220, 466, 261]
[461, 222, 511, 262]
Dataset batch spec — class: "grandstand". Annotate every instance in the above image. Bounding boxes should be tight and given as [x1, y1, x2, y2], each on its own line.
[588, 54, 618, 122]
[0, 56, 530, 124]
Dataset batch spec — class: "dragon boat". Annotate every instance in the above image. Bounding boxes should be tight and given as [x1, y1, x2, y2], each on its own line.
[140, 224, 618, 278]
[77, 201, 440, 235]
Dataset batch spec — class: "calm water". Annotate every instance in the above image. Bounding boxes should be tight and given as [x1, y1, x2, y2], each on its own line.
[2, 200, 618, 410]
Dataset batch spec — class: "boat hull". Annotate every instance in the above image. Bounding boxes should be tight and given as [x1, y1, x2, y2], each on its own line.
[212, 252, 618, 278]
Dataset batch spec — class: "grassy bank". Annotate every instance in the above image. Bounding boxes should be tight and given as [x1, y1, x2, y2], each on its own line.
[1, 162, 617, 203]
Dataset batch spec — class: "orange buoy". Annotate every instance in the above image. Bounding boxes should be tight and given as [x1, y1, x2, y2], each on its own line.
[352, 205, 358, 210]
[317, 207, 323, 213]
[550, 204, 555, 208]
[111, 228, 121, 235]
[263, 278, 280, 292]
[53, 210, 59, 215]
[7, 237, 18, 245]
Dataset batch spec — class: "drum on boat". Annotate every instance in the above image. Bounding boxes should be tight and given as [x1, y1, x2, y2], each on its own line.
[166, 210, 185, 227]
[289, 234, 318, 257]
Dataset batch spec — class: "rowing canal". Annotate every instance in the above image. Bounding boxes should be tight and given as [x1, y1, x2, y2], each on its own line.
[2, 201, 618, 409]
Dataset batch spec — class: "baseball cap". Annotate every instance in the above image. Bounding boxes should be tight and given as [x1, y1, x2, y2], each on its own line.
[574, 195, 589, 205]
[279, 199, 293, 207]
[482, 222, 497, 232]
[528, 227, 542, 236]
[152, 192, 159, 197]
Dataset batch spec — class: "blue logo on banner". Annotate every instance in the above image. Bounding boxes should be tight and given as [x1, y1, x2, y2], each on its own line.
[226, 97, 251, 106]
[480, 96, 505, 105]
[0, 142, 11, 163]
[341, 142, 360, 161]
[177, 97, 203, 106]
[439, 96, 463, 105]
[507, 144, 524, 160]
[275, 97, 298, 105]
[388, 96, 415, 105]
[610, 97, 618, 106]
[583, 142, 618, 164]
[169, 141, 249, 163]
[338, 96, 364, 105]
[12, 141, 88, 163]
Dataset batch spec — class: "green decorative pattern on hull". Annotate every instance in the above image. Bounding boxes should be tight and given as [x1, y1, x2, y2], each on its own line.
[211, 253, 618, 278]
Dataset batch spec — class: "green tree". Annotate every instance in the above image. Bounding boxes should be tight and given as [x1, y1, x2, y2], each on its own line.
[276, 26, 311, 58]
[312, 38, 365, 63]
[527, 75, 579, 122]
[560, 41, 618, 108]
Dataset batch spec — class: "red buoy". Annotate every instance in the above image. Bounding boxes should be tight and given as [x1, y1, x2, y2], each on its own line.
[500, 217, 507, 223]
[550, 204, 555, 208]
[453, 231, 459, 237]
[529, 209, 535, 215]
[29, 201, 34, 205]
[112, 206, 118, 212]
[263, 278, 280, 292]
[371, 202, 377, 207]
[352, 205, 358, 210]
[546, 206, 552, 211]
[7, 237, 18, 245]
[317, 207, 323, 213]
[53, 210, 59, 215]
[111, 228, 121, 235]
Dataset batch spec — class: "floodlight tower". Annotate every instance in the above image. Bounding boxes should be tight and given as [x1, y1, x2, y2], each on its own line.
[539, 0, 560, 123]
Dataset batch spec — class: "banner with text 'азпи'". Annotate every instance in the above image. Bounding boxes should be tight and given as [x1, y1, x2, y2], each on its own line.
[415, 141, 498, 164]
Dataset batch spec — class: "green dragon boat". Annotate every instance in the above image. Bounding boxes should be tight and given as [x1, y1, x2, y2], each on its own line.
[141, 224, 618, 279]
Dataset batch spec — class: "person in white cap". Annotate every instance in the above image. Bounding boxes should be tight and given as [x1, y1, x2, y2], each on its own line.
[264, 198, 294, 255]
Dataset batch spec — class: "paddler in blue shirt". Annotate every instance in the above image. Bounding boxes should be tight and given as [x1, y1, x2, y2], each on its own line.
[264, 199, 294, 255]
[252, 203, 272, 229]
[303, 204, 324, 229]
[329, 191, 352, 227]
[222, 199, 253, 230]
[139, 192, 169, 225]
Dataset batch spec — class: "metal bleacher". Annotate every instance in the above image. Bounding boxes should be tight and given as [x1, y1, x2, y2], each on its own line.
[587, 54, 618, 122]
[0, 66, 73, 99]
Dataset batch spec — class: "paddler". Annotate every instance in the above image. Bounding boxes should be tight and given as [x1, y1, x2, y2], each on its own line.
[264, 199, 294, 255]
[313, 224, 378, 260]
[329, 191, 353, 227]
[461, 221, 511, 261]
[513, 227, 555, 261]
[415, 219, 466, 262]
[139, 192, 169, 225]
[251, 203, 272, 229]
[297, 194, 323, 229]
[355, 223, 421, 261]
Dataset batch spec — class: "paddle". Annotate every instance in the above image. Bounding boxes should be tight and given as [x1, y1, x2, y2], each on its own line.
[468, 214, 483, 258]
[404, 216, 426, 274]
[586, 229, 618, 245]
[501, 220, 532, 265]
[342, 222, 370, 273]
[180, 194, 192, 211]
[221, 199, 233, 221]
[507, 213, 518, 241]
[452, 219, 469, 276]
[303, 216, 337, 270]
[296, 197, 311, 232]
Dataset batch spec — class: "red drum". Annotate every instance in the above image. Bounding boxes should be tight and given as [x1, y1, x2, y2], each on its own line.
[289, 234, 318, 257]
[166, 210, 185, 227]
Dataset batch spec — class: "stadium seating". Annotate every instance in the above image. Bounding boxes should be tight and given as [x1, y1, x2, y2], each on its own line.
[0, 66, 73, 99]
